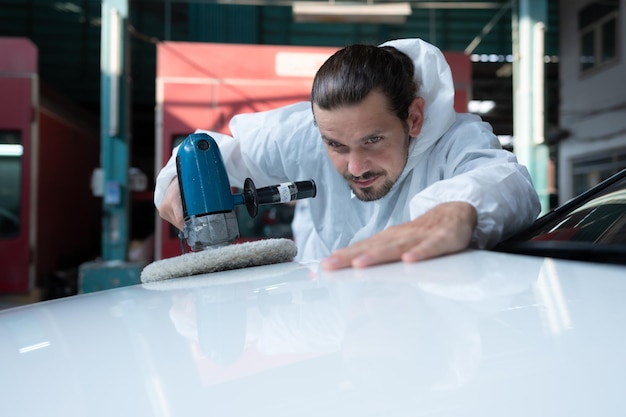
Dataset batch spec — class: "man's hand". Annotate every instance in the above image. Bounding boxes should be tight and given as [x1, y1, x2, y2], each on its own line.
[157, 177, 185, 231]
[321, 201, 477, 270]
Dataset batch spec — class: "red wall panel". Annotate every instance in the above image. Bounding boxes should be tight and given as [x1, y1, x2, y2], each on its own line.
[0, 38, 99, 294]
[0, 37, 36, 293]
[36, 107, 100, 287]
[0, 78, 32, 292]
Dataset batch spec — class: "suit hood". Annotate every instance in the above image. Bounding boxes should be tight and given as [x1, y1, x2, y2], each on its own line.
[379, 39, 457, 173]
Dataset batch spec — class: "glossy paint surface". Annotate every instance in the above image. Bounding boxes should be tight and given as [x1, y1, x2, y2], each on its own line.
[2, 250, 626, 416]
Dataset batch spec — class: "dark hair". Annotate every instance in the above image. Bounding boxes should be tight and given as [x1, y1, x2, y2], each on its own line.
[311, 44, 419, 121]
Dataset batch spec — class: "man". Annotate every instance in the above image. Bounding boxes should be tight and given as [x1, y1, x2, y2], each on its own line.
[155, 38, 541, 270]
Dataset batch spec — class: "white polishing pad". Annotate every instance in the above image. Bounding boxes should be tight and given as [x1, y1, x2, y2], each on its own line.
[140, 238, 297, 283]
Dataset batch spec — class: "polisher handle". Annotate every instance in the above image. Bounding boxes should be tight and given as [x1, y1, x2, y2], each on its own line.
[243, 178, 317, 218]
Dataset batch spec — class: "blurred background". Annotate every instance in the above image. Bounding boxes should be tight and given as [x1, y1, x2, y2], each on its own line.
[0, 0, 624, 303]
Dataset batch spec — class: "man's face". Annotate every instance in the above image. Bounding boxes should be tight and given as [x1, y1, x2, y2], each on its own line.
[313, 90, 424, 201]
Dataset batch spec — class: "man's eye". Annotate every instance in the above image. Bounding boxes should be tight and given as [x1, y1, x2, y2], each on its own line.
[366, 136, 383, 144]
[327, 141, 344, 149]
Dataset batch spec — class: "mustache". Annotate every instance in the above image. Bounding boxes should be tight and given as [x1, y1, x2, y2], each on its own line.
[344, 171, 386, 182]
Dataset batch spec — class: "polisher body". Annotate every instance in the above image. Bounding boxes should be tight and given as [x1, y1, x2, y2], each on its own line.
[176, 133, 243, 250]
[176, 133, 316, 252]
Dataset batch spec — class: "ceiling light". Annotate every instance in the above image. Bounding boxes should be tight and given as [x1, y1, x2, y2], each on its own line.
[292, 2, 412, 24]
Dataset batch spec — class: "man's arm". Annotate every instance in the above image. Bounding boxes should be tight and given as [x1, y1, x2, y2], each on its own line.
[321, 201, 477, 270]
[321, 116, 540, 271]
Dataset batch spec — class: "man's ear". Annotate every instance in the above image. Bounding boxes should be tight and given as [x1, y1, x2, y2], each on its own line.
[407, 97, 425, 137]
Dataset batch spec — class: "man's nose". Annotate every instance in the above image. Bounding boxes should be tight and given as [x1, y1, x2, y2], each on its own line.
[347, 149, 370, 177]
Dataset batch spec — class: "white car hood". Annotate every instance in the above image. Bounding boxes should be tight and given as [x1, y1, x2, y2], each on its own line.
[1, 250, 625, 416]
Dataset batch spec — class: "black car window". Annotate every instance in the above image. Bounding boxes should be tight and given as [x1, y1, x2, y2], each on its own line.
[494, 169, 626, 265]
[529, 190, 626, 244]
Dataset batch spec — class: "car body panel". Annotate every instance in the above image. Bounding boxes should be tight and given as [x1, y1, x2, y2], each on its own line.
[2, 250, 626, 416]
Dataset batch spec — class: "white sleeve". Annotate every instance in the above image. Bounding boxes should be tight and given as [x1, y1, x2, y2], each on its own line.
[410, 165, 540, 248]
[154, 147, 179, 208]
[153, 102, 317, 209]
[409, 116, 541, 248]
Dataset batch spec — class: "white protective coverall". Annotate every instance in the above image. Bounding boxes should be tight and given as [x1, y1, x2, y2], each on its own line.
[155, 38, 541, 262]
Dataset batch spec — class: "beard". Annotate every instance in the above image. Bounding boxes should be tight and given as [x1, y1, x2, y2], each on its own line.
[340, 132, 411, 202]
[344, 171, 396, 202]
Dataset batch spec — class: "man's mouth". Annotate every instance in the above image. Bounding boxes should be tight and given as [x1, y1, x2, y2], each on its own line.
[344, 170, 394, 201]
[346, 171, 384, 188]
[352, 176, 379, 188]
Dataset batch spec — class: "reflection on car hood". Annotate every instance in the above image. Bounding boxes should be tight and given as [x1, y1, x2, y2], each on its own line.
[1, 250, 626, 416]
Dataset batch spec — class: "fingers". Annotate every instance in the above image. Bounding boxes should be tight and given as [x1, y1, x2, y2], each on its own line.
[321, 225, 416, 270]
[321, 245, 377, 270]
[320, 232, 446, 271]
[157, 178, 185, 230]
[321, 202, 477, 271]
[400, 231, 461, 263]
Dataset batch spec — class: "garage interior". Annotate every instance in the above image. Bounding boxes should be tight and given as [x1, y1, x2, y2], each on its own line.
[0, 0, 560, 304]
